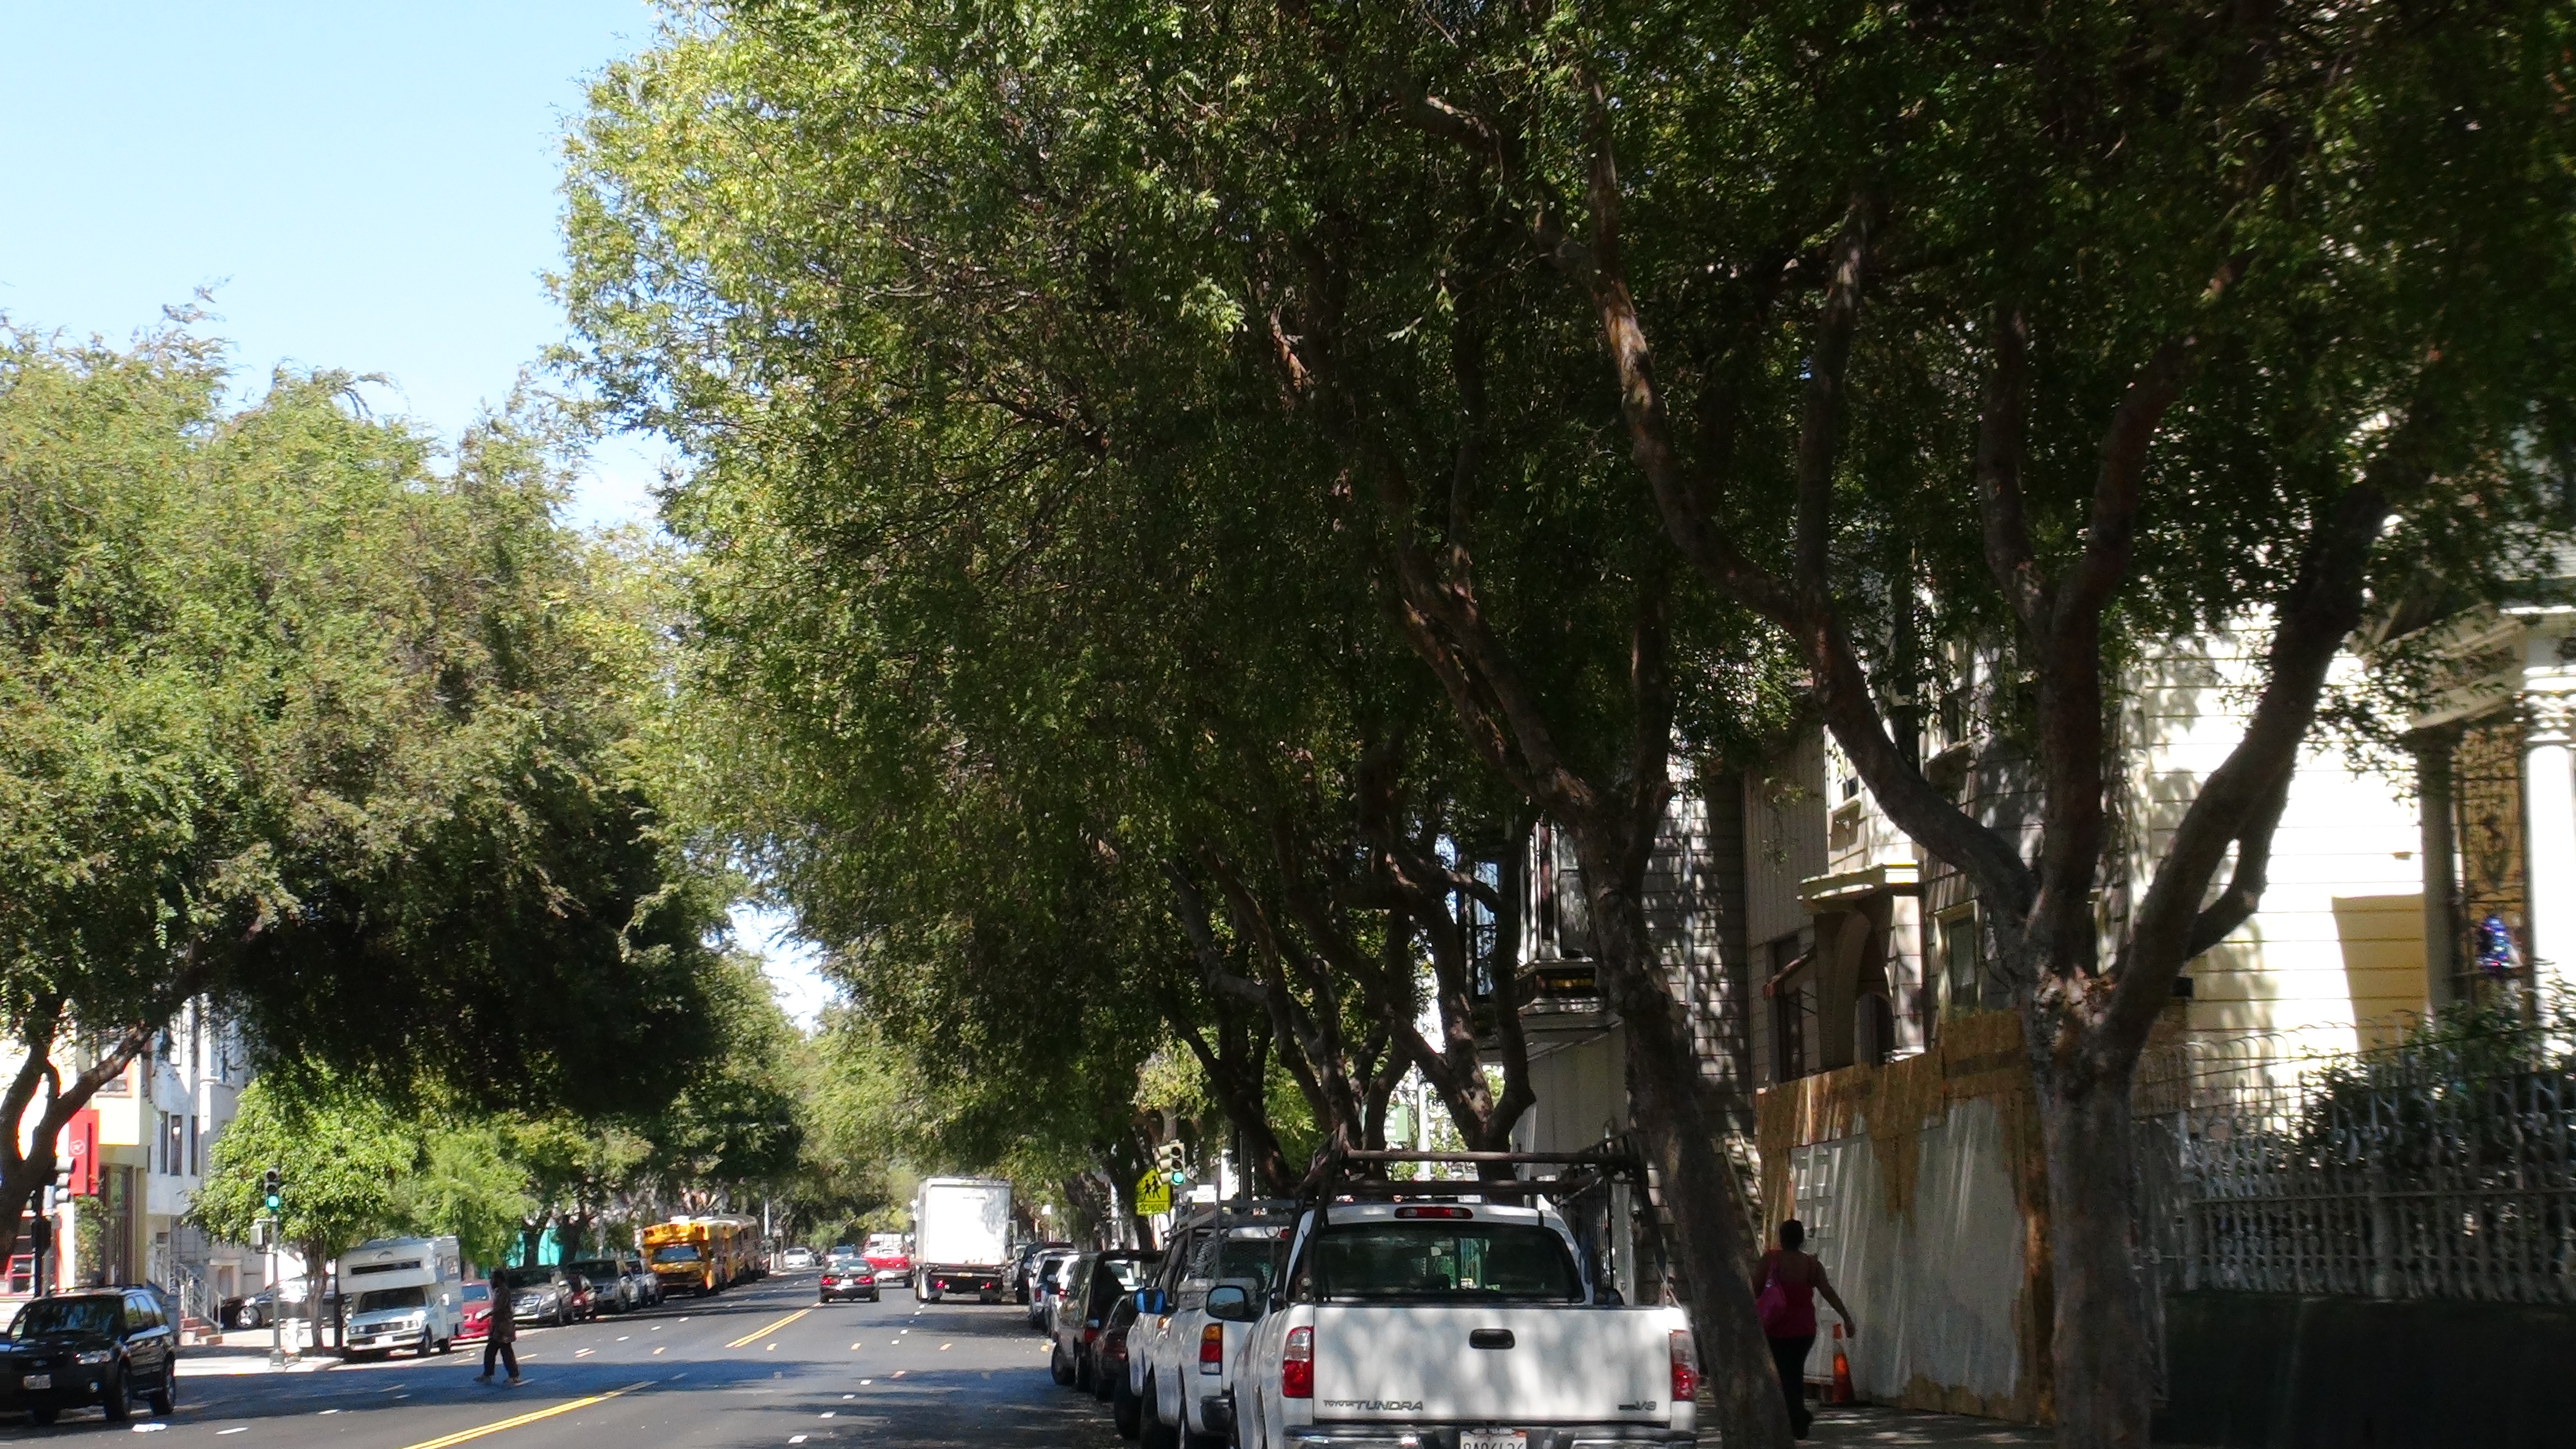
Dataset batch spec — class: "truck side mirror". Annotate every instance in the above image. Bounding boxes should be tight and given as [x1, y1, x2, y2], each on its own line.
[1204, 1285, 1257, 1322]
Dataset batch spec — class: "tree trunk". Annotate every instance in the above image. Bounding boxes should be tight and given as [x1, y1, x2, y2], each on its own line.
[1579, 839, 1791, 1448]
[2032, 1038, 2154, 1449]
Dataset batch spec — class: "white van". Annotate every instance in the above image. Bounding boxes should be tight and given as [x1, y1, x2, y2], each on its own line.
[338, 1236, 465, 1358]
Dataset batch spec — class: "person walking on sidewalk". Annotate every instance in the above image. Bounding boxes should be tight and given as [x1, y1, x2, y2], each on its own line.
[477, 1270, 521, 1386]
[1754, 1219, 1854, 1440]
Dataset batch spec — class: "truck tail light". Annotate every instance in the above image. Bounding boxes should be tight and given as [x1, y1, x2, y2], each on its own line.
[1200, 1322, 1226, 1374]
[1670, 1328, 1700, 1402]
[1281, 1326, 1313, 1398]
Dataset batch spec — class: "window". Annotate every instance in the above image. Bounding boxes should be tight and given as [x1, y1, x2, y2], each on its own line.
[1940, 909, 1984, 1018]
[1768, 935, 1813, 1083]
[188, 1115, 198, 1177]
[1305, 1222, 1582, 1303]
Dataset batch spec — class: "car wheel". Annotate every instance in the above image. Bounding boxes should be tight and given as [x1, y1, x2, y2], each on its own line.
[1113, 1367, 1142, 1438]
[1049, 1340, 1075, 1386]
[101, 1362, 130, 1422]
[148, 1360, 175, 1417]
[1092, 1360, 1115, 1403]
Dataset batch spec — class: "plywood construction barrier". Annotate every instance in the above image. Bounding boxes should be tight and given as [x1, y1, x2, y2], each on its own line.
[1754, 1009, 2053, 1424]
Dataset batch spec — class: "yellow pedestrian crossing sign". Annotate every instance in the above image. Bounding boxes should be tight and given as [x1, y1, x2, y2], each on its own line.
[1135, 1171, 1172, 1216]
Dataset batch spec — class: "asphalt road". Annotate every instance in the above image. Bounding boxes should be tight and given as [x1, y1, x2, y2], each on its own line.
[0, 1274, 1123, 1449]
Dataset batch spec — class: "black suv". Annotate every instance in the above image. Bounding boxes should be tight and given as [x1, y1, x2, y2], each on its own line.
[0, 1289, 178, 1424]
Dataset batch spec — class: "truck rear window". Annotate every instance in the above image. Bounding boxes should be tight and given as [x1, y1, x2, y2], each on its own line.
[1307, 1223, 1582, 1302]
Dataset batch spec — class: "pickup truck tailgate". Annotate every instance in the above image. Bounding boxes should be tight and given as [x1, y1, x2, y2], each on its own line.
[1309, 1305, 1683, 1423]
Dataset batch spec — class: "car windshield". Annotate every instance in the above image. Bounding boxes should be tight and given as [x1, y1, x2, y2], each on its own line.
[1307, 1222, 1582, 1303]
[652, 1245, 701, 1264]
[354, 1287, 425, 1314]
[1212, 1238, 1282, 1295]
[13, 1298, 117, 1337]
[570, 1260, 621, 1280]
[1100, 1257, 1154, 1290]
[461, 1285, 490, 1303]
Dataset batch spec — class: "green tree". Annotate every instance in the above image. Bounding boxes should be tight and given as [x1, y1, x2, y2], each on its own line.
[192, 1077, 412, 1311]
[0, 324, 729, 1267]
[560, 5, 2576, 1443]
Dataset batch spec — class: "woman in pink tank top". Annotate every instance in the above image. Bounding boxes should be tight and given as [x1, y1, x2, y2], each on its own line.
[1754, 1220, 1854, 1439]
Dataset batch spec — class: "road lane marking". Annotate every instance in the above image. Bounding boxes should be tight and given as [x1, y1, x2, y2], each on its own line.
[395, 1381, 651, 1449]
[726, 1309, 812, 1349]
[653, 1346, 667, 1355]
[218, 1430, 247, 1436]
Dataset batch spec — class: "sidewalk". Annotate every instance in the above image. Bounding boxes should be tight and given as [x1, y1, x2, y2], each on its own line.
[176, 1343, 343, 1377]
[1800, 1404, 2216, 1446]
[1802, 1405, 2050, 1444]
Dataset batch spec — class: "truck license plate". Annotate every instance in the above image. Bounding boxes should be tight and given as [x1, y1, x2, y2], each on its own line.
[1461, 1434, 1525, 1449]
[20, 1374, 48, 1390]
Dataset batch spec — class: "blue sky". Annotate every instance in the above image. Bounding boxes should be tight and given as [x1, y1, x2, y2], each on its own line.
[0, 0, 835, 1024]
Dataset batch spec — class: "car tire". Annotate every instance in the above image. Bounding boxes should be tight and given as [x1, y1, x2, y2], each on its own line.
[1093, 1360, 1115, 1403]
[1113, 1369, 1142, 1437]
[148, 1360, 175, 1417]
[101, 1362, 130, 1422]
[1050, 1340, 1075, 1386]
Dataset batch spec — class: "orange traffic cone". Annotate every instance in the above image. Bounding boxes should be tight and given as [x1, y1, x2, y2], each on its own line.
[1829, 1323, 1855, 1405]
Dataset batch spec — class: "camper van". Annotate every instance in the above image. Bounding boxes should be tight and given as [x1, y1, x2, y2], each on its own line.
[338, 1236, 465, 1359]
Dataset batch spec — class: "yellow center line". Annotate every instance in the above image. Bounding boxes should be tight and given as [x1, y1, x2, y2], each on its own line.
[724, 1307, 813, 1349]
[395, 1381, 652, 1449]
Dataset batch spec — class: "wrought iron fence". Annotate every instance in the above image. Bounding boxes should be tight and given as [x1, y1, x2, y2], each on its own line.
[2134, 1010, 2576, 1304]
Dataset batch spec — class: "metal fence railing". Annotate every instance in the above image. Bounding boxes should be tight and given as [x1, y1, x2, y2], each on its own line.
[2133, 1011, 2576, 1305]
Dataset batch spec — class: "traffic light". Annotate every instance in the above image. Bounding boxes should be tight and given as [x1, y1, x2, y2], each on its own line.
[25, 1217, 51, 1258]
[262, 1167, 281, 1214]
[1156, 1141, 1187, 1184]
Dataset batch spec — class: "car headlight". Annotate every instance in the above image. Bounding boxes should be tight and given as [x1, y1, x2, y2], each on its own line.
[74, 1350, 111, 1365]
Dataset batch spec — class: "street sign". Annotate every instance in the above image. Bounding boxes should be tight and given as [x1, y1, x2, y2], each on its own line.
[1134, 1171, 1172, 1216]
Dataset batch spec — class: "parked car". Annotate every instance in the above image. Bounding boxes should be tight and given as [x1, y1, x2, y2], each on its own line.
[1126, 1204, 1294, 1449]
[1097, 1291, 1141, 1428]
[506, 1266, 584, 1328]
[457, 1282, 493, 1342]
[568, 1258, 637, 1314]
[1012, 1239, 1072, 1302]
[1050, 1249, 1160, 1394]
[783, 1246, 817, 1270]
[624, 1255, 663, 1308]
[1228, 1189, 1696, 1449]
[861, 1232, 911, 1285]
[217, 1280, 312, 1330]
[1025, 1249, 1079, 1330]
[0, 1290, 178, 1425]
[818, 1258, 879, 1303]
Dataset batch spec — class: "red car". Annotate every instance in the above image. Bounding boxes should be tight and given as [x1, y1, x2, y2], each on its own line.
[457, 1282, 494, 1342]
[861, 1233, 911, 1286]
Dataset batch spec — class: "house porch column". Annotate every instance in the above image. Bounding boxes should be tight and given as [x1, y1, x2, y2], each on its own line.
[2522, 685, 2576, 1006]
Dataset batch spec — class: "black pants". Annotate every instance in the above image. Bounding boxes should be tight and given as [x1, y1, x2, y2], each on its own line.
[482, 1336, 518, 1378]
[1768, 1334, 1815, 1431]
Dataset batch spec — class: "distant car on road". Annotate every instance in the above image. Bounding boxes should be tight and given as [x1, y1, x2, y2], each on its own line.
[218, 1280, 312, 1330]
[862, 1232, 911, 1286]
[1012, 1239, 1072, 1302]
[568, 1258, 637, 1314]
[783, 1247, 816, 1270]
[818, 1258, 879, 1303]
[1026, 1250, 1079, 1330]
[507, 1266, 584, 1328]
[457, 1282, 493, 1342]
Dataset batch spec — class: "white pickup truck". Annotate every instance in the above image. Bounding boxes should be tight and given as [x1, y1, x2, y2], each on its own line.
[1127, 1204, 1294, 1448]
[1226, 1196, 1699, 1449]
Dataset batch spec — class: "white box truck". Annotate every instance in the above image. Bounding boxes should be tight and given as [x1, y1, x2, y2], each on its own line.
[911, 1177, 1012, 1302]
[338, 1235, 464, 1358]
